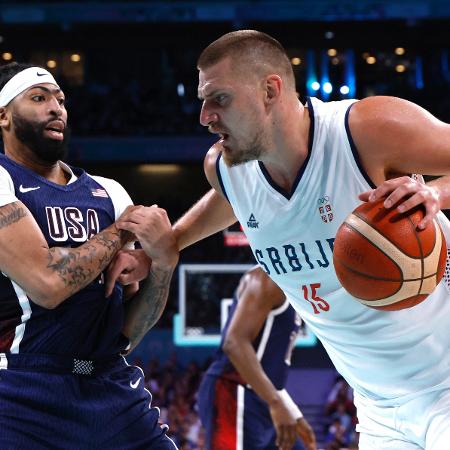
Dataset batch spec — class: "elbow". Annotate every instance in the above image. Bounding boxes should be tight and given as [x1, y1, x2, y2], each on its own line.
[223, 335, 239, 358]
[28, 281, 66, 309]
[39, 297, 63, 310]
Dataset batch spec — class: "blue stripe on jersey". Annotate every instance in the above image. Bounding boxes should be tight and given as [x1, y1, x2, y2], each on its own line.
[215, 152, 230, 202]
[344, 101, 376, 189]
[0, 154, 127, 358]
[257, 97, 316, 200]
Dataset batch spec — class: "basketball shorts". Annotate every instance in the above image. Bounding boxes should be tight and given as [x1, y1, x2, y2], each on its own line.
[355, 387, 450, 450]
[0, 353, 177, 450]
[197, 374, 304, 450]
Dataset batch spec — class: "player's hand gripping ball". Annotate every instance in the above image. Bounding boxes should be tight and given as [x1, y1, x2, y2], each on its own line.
[333, 199, 447, 310]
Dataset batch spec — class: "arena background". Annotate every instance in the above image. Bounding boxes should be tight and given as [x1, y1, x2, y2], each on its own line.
[2, 1, 450, 448]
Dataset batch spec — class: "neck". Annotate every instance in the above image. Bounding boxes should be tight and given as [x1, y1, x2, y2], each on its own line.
[260, 99, 310, 193]
[4, 140, 68, 184]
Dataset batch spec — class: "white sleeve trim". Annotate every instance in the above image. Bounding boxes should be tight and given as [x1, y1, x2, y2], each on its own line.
[90, 175, 134, 249]
[90, 175, 133, 219]
[0, 165, 17, 207]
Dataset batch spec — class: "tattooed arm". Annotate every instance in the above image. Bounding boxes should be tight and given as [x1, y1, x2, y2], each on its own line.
[116, 205, 179, 351]
[122, 262, 175, 352]
[0, 201, 133, 309]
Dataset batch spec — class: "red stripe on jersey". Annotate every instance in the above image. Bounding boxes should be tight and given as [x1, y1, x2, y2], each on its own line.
[212, 378, 238, 450]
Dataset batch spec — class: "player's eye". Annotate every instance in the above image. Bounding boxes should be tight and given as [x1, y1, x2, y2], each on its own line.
[215, 94, 227, 104]
[31, 95, 45, 102]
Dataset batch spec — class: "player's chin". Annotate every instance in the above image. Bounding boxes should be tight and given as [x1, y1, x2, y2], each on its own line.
[221, 146, 236, 166]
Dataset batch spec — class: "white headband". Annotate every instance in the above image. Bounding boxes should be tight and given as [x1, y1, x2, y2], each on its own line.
[0, 67, 59, 107]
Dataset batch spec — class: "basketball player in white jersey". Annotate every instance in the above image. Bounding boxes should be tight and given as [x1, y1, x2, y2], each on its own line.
[111, 31, 450, 449]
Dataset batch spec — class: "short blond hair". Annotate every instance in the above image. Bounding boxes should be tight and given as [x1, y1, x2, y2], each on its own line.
[198, 30, 295, 90]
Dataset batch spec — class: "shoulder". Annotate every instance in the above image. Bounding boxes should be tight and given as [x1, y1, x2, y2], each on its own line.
[238, 267, 285, 308]
[348, 95, 436, 133]
[204, 141, 222, 177]
[0, 163, 13, 179]
[347, 95, 447, 180]
[0, 164, 15, 188]
[89, 175, 130, 197]
[204, 141, 226, 194]
[0, 165, 17, 207]
[89, 174, 133, 216]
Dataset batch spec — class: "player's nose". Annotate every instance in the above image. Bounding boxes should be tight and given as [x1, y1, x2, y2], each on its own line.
[199, 103, 217, 128]
[48, 97, 64, 117]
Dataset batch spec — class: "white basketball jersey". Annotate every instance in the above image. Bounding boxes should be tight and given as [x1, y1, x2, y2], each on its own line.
[217, 97, 450, 402]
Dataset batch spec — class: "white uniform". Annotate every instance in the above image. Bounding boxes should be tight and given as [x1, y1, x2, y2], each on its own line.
[217, 97, 450, 449]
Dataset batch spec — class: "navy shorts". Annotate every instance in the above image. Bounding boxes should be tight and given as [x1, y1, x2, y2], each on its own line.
[0, 354, 177, 450]
[197, 374, 304, 450]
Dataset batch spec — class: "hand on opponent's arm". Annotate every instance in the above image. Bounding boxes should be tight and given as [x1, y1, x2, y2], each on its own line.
[115, 205, 179, 352]
[105, 185, 236, 294]
[105, 142, 237, 293]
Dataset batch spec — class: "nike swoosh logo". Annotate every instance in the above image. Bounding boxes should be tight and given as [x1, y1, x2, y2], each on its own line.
[19, 185, 40, 193]
[36, 72, 47, 76]
[130, 377, 141, 389]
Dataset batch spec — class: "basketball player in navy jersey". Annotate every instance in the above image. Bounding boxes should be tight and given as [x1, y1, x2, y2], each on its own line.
[0, 62, 179, 449]
[110, 31, 450, 449]
[197, 266, 316, 450]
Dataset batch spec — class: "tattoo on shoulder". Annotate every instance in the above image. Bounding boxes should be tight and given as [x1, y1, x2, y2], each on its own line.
[0, 203, 27, 230]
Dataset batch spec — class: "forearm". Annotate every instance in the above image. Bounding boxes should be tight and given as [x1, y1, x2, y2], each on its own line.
[44, 224, 131, 306]
[121, 262, 176, 353]
[173, 189, 236, 251]
[226, 340, 281, 406]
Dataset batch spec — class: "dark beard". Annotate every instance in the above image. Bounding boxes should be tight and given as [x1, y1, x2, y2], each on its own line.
[230, 146, 262, 167]
[225, 140, 263, 167]
[13, 114, 70, 163]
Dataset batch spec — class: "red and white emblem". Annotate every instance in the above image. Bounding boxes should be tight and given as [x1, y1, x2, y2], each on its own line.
[317, 196, 334, 223]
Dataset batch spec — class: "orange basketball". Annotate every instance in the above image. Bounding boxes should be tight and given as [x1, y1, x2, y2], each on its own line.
[333, 199, 447, 310]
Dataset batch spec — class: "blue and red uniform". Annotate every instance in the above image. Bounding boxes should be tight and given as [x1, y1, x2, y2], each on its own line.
[0, 154, 176, 449]
[197, 292, 303, 450]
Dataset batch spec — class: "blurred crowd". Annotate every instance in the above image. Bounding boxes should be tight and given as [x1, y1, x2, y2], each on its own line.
[133, 355, 206, 450]
[132, 356, 359, 450]
[55, 68, 450, 138]
[324, 376, 358, 450]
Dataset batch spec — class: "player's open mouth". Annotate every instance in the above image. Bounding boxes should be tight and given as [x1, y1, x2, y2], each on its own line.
[45, 121, 65, 140]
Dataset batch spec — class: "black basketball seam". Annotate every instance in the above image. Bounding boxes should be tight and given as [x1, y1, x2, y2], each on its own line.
[354, 211, 423, 259]
[334, 258, 436, 301]
[407, 215, 425, 296]
[336, 209, 440, 303]
[335, 257, 437, 282]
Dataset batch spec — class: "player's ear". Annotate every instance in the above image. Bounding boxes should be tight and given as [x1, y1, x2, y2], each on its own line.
[0, 106, 11, 131]
[264, 75, 282, 105]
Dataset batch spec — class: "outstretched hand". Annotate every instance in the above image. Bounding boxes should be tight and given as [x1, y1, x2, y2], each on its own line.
[359, 176, 440, 229]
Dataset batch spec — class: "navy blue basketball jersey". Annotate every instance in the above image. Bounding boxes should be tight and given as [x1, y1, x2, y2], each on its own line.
[0, 154, 129, 358]
[206, 293, 301, 389]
